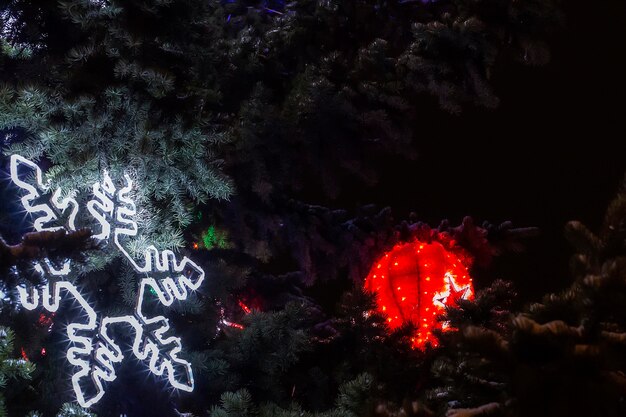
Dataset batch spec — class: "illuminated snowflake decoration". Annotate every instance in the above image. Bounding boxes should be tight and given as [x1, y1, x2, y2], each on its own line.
[10, 155, 205, 408]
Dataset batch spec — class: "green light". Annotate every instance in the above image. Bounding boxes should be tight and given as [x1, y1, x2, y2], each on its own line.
[201, 224, 230, 250]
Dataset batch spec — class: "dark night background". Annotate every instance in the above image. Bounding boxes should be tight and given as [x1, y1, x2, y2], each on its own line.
[353, 0, 626, 301]
[1, 1, 625, 416]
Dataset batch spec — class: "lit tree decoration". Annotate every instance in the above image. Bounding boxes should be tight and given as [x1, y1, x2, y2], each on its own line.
[364, 241, 474, 349]
[10, 155, 205, 408]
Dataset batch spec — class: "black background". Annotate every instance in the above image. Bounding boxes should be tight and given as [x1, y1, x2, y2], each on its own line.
[365, 0, 626, 301]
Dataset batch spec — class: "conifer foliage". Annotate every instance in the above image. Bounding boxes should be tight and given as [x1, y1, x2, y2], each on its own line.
[423, 187, 626, 417]
[1, 0, 234, 248]
[0, 327, 34, 417]
[0, 0, 559, 246]
[0, 1, 585, 417]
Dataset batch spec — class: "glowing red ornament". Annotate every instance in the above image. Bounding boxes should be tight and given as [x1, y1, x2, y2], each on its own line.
[364, 240, 474, 349]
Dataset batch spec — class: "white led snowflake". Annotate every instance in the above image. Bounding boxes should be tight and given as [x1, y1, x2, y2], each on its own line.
[10, 155, 205, 408]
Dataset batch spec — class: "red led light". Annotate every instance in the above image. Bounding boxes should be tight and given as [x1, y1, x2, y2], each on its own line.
[238, 300, 252, 314]
[37, 312, 55, 328]
[364, 240, 474, 349]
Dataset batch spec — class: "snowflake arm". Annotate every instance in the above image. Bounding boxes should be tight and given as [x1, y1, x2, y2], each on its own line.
[9, 155, 206, 408]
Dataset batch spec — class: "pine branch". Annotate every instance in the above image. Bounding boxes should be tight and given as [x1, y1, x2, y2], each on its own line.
[0, 229, 93, 272]
[445, 403, 500, 417]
